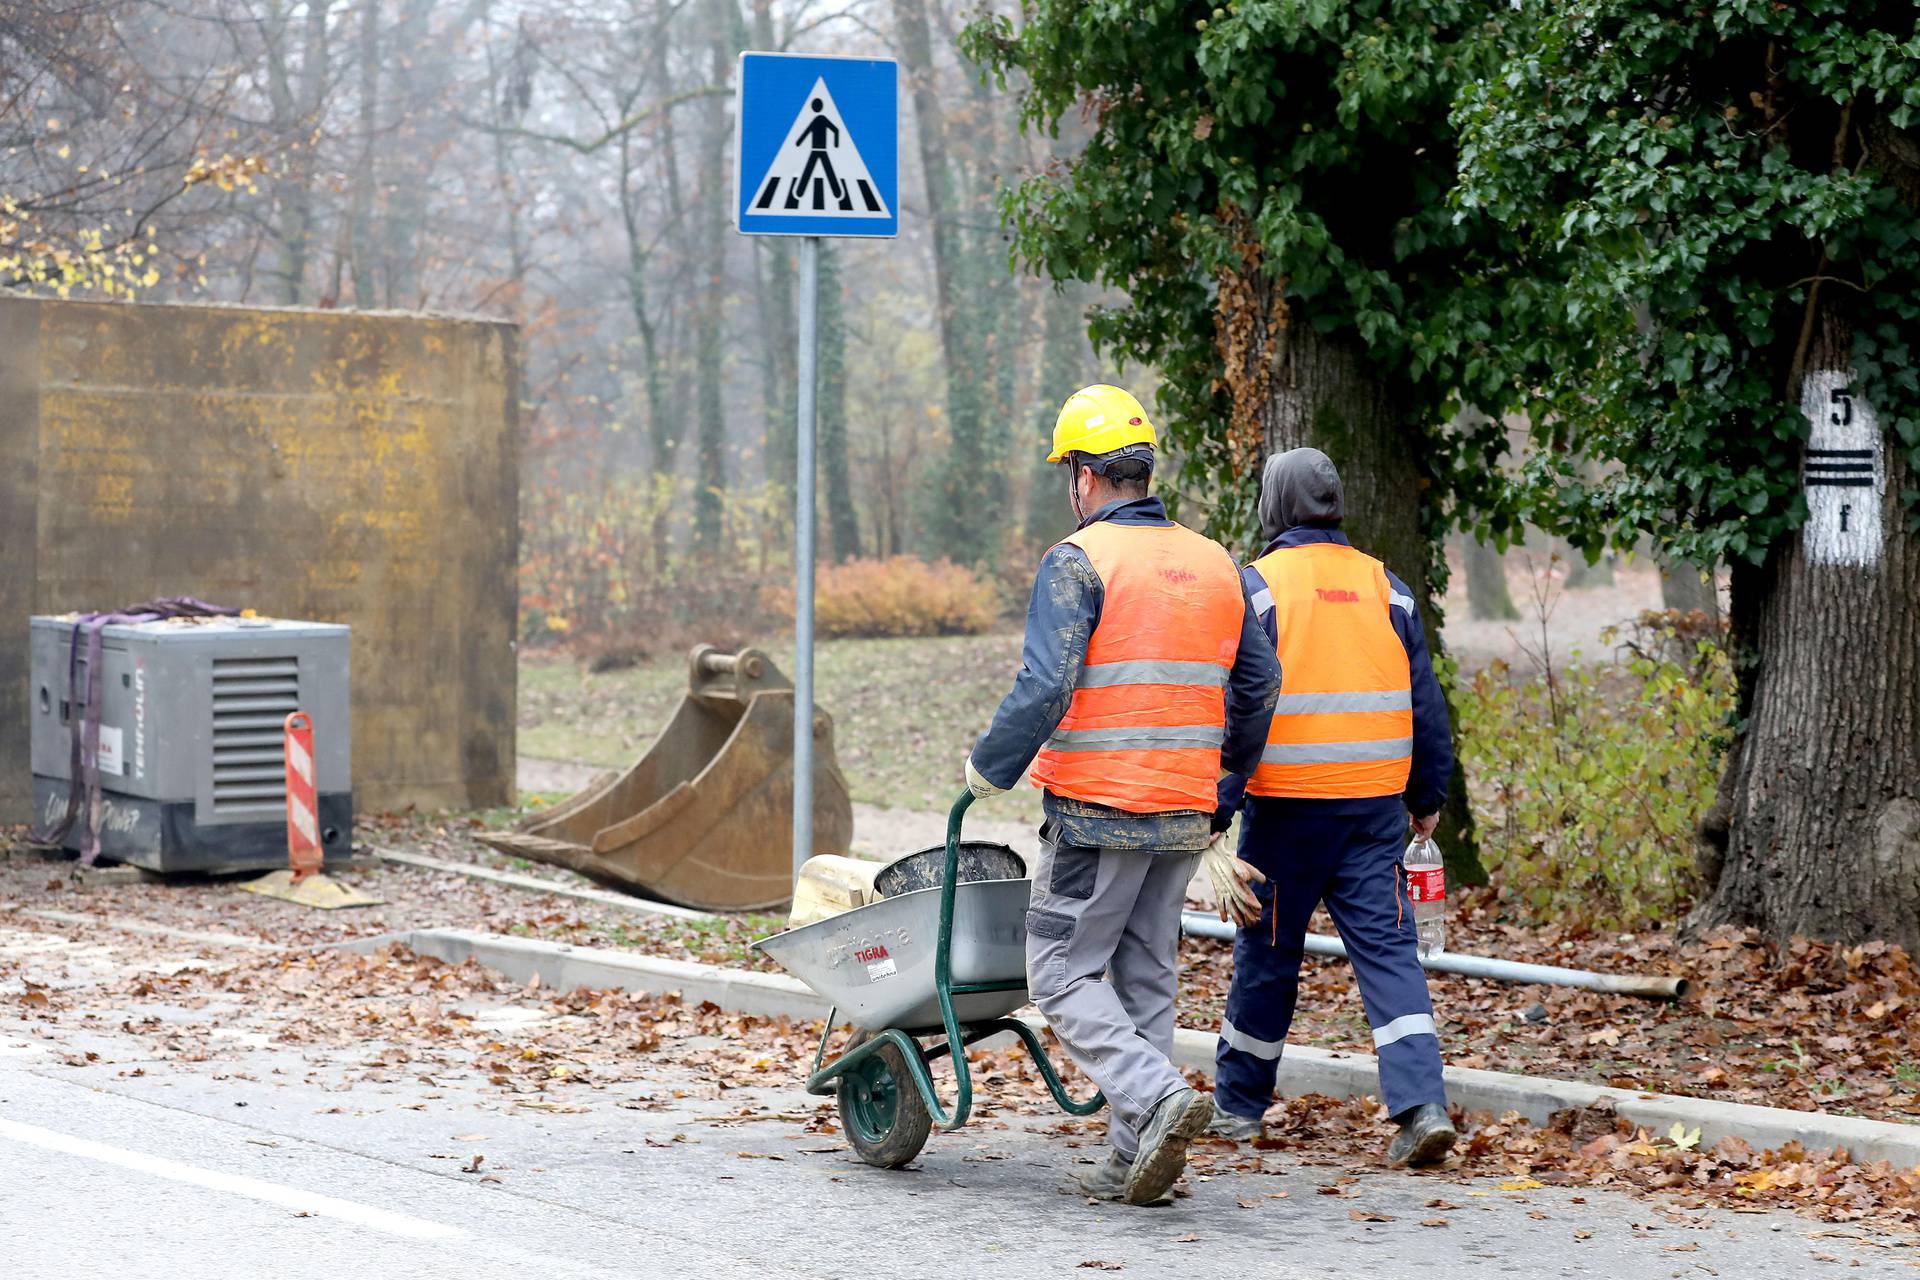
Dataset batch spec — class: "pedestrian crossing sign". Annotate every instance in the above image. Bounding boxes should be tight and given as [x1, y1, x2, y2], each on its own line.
[735, 52, 898, 239]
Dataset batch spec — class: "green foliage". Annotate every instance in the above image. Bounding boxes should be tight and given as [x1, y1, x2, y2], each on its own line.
[964, 1, 1525, 549]
[1455, 618, 1736, 930]
[1451, 0, 1920, 557]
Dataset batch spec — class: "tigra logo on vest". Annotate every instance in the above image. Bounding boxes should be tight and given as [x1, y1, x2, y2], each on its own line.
[1315, 587, 1362, 603]
[1159, 566, 1198, 585]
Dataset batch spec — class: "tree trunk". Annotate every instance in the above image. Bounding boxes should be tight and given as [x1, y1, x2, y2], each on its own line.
[1561, 541, 1615, 589]
[377, 0, 440, 305]
[265, 0, 330, 305]
[750, 0, 796, 499]
[1695, 311, 1920, 951]
[1250, 308, 1486, 884]
[817, 243, 859, 561]
[1658, 552, 1719, 621]
[892, 0, 1009, 566]
[348, 0, 380, 308]
[1024, 283, 1085, 550]
[689, 0, 737, 554]
[1463, 534, 1519, 622]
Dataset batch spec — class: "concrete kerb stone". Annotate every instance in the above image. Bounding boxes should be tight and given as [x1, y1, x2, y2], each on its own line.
[359, 927, 1920, 1171]
[344, 929, 827, 1023]
[369, 848, 717, 922]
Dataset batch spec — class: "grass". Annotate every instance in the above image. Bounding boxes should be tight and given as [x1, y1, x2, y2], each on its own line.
[519, 633, 1046, 824]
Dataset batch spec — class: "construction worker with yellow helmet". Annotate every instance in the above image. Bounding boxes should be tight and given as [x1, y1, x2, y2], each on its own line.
[964, 384, 1280, 1206]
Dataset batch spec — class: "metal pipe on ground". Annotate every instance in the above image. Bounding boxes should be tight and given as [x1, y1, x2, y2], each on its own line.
[1180, 912, 1690, 1002]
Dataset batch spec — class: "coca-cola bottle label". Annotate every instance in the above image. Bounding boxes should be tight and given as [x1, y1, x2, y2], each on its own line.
[1406, 866, 1446, 903]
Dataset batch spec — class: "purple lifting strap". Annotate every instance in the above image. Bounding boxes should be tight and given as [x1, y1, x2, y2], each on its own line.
[28, 597, 241, 864]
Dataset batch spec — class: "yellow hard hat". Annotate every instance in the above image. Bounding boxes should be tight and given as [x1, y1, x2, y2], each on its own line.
[1048, 384, 1157, 464]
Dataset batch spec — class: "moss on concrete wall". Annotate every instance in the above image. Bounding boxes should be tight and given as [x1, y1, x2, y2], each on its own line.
[0, 294, 519, 820]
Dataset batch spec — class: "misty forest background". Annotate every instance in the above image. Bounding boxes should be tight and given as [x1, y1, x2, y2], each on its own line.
[2, 0, 1150, 649]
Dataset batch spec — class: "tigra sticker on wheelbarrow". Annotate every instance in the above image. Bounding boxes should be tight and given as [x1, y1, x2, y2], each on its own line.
[753, 793, 1106, 1168]
[858, 945, 897, 981]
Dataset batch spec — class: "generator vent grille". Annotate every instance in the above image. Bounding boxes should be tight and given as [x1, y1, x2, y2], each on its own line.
[211, 656, 300, 813]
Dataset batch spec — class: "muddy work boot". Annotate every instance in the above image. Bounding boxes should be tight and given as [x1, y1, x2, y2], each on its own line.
[1124, 1088, 1214, 1206]
[1387, 1102, 1457, 1167]
[1207, 1109, 1264, 1142]
[1077, 1151, 1174, 1205]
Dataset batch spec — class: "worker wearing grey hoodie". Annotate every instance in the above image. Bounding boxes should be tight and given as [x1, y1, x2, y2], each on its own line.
[1209, 447, 1458, 1166]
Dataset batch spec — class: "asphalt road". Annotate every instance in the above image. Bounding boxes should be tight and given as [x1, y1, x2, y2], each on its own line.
[0, 911, 1907, 1278]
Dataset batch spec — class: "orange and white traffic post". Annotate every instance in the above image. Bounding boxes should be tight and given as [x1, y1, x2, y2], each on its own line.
[240, 709, 378, 908]
[283, 710, 322, 882]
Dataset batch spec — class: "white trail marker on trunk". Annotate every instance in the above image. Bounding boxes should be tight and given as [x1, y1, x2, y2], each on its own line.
[1800, 368, 1884, 568]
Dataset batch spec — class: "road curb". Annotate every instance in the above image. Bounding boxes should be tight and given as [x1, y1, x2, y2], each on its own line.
[353, 926, 1920, 1170]
[369, 848, 717, 922]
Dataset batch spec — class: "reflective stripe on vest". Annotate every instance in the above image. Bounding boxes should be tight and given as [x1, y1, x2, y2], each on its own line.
[1027, 520, 1245, 814]
[1246, 542, 1413, 800]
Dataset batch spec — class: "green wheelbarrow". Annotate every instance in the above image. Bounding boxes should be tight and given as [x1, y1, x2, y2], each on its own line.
[752, 792, 1104, 1167]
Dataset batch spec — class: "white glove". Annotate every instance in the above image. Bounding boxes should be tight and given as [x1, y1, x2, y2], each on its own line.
[1202, 834, 1267, 927]
[964, 755, 1006, 800]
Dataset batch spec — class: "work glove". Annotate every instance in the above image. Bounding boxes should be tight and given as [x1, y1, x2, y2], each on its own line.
[1202, 834, 1267, 928]
[964, 755, 1006, 800]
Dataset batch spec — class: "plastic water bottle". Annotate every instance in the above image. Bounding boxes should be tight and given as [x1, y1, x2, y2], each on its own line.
[1404, 837, 1446, 959]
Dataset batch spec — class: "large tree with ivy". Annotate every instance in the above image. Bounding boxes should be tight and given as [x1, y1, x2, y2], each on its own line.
[967, 1, 1514, 878]
[1453, 1, 1920, 947]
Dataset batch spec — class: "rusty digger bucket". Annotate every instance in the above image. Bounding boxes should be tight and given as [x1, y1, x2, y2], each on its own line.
[480, 645, 854, 912]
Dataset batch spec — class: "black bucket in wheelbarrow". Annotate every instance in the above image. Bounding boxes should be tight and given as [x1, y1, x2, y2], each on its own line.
[874, 842, 1026, 898]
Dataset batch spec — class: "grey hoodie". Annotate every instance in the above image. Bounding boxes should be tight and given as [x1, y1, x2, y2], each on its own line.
[1258, 447, 1345, 542]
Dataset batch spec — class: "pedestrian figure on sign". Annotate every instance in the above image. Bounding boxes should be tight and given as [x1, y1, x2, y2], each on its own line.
[787, 98, 850, 211]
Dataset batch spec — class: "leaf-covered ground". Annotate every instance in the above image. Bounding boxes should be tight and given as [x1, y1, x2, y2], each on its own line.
[6, 901, 1914, 1241]
[8, 810, 1916, 1134]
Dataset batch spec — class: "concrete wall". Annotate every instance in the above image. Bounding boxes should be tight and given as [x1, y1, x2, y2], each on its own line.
[0, 294, 519, 821]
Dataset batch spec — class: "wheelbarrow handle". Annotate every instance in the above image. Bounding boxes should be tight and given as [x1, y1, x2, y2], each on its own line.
[928, 789, 974, 1129]
[934, 789, 972, 996]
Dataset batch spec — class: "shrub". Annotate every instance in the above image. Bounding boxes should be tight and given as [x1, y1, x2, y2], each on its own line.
[519, 473, 783, 661]
[762, 556, 1000, 638]
[1454, 614, 1736, 932]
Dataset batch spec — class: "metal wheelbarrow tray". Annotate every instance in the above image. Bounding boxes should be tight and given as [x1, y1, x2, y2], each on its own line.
[752, 794, 1104, 1169]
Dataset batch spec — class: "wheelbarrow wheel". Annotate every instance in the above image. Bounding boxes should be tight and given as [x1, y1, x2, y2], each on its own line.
[837, 1034, 932, 1169]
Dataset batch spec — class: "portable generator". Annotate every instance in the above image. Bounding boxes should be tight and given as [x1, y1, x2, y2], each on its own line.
[28, 614, 351, 872]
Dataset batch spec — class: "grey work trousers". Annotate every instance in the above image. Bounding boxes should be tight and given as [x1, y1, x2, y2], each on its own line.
[1025, 831, 1200, 1160]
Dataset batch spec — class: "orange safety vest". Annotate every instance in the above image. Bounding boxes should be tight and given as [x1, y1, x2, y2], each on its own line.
[1028, 520, 1246, 813]
[1245, 542, 1413, 800]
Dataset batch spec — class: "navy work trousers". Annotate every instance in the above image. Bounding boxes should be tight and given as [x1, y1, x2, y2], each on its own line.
[1213, 796, 1446, 1121]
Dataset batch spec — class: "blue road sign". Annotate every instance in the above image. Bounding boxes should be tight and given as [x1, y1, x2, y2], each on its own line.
[735, 52, 898, 239]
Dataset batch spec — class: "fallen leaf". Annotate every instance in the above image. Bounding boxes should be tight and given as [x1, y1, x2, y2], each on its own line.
[462, 1154, 484, 1173]
[1348, 1209, 1395, 1223]
[1498, 1178, 1544, 1192]
[1421, 1217, 1449, 1228]
[1078, 1263, 1123, 1271]
[1667, 1122, 1702, 1150]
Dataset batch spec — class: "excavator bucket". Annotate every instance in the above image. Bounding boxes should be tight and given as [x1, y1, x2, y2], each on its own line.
[480, 646, 853, 911]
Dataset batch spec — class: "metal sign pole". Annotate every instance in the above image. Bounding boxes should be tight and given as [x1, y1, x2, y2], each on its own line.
[792, 234, 820, 882]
